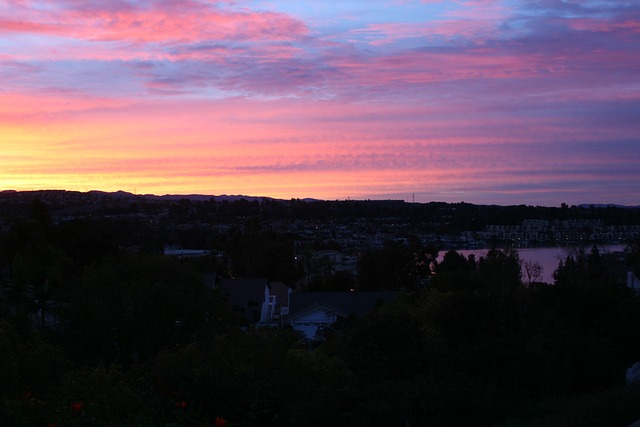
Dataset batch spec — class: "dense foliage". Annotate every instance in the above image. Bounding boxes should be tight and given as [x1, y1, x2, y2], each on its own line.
[2, 199, 640, 426]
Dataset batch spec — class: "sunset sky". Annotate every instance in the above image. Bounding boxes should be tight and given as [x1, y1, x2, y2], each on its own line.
[1, 0, 639, 206]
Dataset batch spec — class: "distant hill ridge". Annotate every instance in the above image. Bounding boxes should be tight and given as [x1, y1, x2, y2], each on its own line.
[0, 189, 321, 203]
[578, 203, 640, 209]
[83, 190, 268, 202]
[0, 189, 638, 208]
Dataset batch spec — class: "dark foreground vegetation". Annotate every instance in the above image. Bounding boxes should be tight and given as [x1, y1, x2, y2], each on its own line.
[2, 194, 640, 426]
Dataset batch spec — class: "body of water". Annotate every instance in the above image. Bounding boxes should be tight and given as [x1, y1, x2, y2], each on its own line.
[438, 245, 627, 284]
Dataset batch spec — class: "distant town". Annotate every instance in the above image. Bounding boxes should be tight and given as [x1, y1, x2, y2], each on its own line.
[2, 189, 640, 249]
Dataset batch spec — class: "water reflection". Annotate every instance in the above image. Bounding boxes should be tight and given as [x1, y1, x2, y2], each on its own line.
[438, 245, 627, 284]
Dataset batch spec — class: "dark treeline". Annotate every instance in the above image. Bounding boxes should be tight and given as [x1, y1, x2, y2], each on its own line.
[2, 196, 640, 426]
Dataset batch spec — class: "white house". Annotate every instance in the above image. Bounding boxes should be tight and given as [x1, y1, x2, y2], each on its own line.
[288, 301, 346, 340]
[287, 291, 398, 340]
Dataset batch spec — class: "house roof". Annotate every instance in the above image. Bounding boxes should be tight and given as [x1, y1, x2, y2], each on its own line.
[217, 278, 268, 324]
[288, 300, 349, 321]
[288, 291, 398, 321]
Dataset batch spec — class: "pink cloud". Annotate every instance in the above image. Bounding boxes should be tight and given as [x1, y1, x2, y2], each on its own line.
[0, 92, 131, 121]
[0, 19, 58, 33]
[350, 20, 501, 46]
[351, 0, 513, 46]
[0, 1, 309, 44]
[567, 17, 640, 34]
[321, 48, 559, 95]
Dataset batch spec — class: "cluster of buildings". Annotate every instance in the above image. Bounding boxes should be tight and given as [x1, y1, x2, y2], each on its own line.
[212, 277, 397, 340]
[479, 219, 640, 245]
